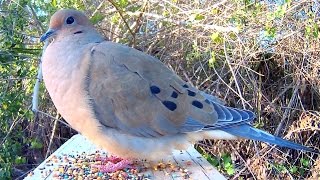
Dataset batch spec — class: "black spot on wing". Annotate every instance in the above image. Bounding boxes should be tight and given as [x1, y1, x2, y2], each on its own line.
[205, 99, 210, 104]
[187, 90, 196, 97]
[162, 101, 177, 111]
[171, 91, 178, 98]
[183, 84, 189, 88]
[150, 85, 160, 94]
[192, 100, 203, 109]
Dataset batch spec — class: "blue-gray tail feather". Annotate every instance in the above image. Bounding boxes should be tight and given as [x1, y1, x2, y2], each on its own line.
[219, 124, 318, 153]
[189, 92, 318, 153]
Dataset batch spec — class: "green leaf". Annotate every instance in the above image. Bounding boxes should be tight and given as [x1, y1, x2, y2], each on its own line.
[274, 163, 286, 173]
[2, 103, 8, 110]
[90, 13, 105, 24]
[194, 14, 205, 21]
[289, 165, 298, 174]
[300, 158, 309, 167]
[226, 166, 235, 175]
[30, 139, 43, 149]
[162, 10, 169, 17]
[208, 51, 216, 68]
[210, 32, 219, 42]
[306, 26, 311, 35]
[265, 26, 276, 38]
[189, 13, 205, 21]
[274, 5, 286, 18]
[206, 154, 220, 167]
[111, 14, 120, 24]
[118, 0, 129, 8]
[211, 9, 219, 14]
[221, 153, 234, 175]
[222, 153, 232, 164]
[224, 162, 232, 168]
[313, 23, 319, 38]
[14, 156, 26, 164]
[51, 0, 57, 7]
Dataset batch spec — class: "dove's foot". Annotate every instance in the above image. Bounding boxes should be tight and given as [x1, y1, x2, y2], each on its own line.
[91, 156, 133, 173]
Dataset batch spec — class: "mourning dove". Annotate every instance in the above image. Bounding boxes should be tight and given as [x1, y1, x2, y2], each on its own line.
[40, 9, 317, 161]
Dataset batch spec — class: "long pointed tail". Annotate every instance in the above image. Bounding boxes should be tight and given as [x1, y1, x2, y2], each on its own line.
[219, 124, 318, 153]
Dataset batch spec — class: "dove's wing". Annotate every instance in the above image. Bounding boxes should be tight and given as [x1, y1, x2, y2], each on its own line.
[87, 41, 253, 137]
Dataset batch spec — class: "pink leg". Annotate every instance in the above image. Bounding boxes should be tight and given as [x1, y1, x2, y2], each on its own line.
[91, 156, 133, 173]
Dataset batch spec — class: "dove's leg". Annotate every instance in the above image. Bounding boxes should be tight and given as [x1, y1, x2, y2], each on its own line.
[92, 156, 133, 173]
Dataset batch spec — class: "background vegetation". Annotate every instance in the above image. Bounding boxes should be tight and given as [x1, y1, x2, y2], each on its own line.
[0, 0, 319, 179]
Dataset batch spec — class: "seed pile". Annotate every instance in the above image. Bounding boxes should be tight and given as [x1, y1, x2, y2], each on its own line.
[28, 150, 192, 179]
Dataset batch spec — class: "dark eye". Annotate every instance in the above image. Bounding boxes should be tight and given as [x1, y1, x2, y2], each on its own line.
[66, 16, 74, 24]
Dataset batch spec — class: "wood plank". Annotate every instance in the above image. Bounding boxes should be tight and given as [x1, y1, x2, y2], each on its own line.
[24, 134, 226, 180]
[186, 147, 226, 180]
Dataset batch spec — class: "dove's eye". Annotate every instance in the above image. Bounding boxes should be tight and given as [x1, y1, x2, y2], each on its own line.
[66, 16, 75, 24]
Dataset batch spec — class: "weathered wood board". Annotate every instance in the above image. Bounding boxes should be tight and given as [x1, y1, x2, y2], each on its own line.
[24, 134, 226, 180]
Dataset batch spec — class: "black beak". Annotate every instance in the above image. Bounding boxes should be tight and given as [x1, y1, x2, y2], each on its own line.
[40, 29, 56, 42]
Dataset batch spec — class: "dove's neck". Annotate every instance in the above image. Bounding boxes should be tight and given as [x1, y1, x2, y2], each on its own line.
[55, 28, 105, 44]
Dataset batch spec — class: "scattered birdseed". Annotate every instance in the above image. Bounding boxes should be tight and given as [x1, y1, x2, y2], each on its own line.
[27, 171, 34, 176]
[27, 150, 193, 179]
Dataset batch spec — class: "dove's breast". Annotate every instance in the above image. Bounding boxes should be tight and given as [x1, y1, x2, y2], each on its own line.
[42, 41, 102, 135]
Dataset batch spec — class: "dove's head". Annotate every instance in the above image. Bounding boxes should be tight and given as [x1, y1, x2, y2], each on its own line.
[40, 9, 97, 42]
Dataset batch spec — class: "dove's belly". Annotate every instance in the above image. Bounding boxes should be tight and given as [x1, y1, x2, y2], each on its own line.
[89, 127, 236, 159]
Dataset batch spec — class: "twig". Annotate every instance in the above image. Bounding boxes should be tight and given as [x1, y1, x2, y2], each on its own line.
[178, 64, 194, 86]
[275, 82, 300, 136]
[126, 11, 238, 33]
[45, 114, 59, 158]
[0, 77, 35, 81]
[32, 41, 48, 112]
[212, 66, 253, 108]
[91, 1, 106, 17]
[107, 0, 136, 46]
[15, 167, 35, 180]
[229, 142, 256, 180]
[128, 0, 148, 47]
[36, 110, 71, 128]
[28, 5, 45, 32]
[223, 37, 246, 109]
[1, 105, 32, 145]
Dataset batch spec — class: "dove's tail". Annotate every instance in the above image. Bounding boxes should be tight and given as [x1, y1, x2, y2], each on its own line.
[219, 124, 319, 153]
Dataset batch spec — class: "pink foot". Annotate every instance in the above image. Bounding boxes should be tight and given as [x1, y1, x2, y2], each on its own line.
[92, 156, 133, 173]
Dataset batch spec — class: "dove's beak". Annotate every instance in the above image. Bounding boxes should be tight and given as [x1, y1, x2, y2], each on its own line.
[40, 29, 56, 42]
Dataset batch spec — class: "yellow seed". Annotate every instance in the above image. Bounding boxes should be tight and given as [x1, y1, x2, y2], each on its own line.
[59, 167, 64, 173]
